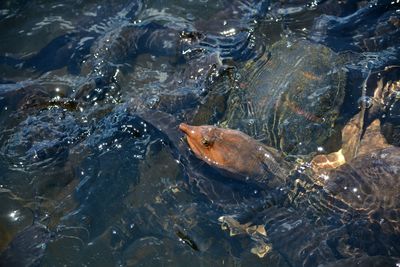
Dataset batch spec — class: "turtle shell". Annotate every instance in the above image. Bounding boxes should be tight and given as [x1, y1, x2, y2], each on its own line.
[223, 39, 353, 155]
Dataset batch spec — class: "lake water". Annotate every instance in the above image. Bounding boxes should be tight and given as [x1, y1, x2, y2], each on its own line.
[0, 0, 399, 266]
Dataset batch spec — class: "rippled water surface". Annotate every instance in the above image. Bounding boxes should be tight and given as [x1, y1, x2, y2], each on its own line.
[1, 0, 400, 266]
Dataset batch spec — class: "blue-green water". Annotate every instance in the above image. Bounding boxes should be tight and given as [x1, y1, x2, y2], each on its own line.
[0, 1, 399, 266]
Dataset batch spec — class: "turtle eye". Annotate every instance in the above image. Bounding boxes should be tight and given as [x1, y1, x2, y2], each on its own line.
[201, 137, 211, 147]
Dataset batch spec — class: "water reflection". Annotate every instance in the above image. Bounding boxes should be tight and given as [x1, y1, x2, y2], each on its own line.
[0, 0, 400, 266]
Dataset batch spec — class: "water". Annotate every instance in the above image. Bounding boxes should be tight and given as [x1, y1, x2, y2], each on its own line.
[1, 0, 400, 266]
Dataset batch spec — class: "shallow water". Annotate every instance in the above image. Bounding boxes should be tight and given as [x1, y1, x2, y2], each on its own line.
[0, 0, 400, 266]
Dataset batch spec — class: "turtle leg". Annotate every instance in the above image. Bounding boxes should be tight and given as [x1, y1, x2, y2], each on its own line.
[311, 116, 390, 173]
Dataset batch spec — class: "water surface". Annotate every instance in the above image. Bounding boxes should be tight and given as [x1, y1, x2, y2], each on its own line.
[1, 0, 400, 266]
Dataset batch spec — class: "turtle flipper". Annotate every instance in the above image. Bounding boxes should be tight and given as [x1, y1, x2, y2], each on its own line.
[312, 115, 390, 172]
[357, 118, 390, 156]
[310, 149, 346, 171]
[310, 111, 364, 172]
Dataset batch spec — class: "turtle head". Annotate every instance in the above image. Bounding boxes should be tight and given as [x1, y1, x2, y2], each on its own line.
[179, 123, 283, 180]
[179, 123, 223, 165]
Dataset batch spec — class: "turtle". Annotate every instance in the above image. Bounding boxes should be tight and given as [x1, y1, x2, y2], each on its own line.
[179, 114, 400, 265]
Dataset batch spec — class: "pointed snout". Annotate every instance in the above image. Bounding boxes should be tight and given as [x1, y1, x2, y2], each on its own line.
[179, 123, 194, 136]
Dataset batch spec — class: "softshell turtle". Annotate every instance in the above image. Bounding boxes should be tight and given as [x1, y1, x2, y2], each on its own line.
[179, 117, 400, 264]
[180, 115, 399, 210]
